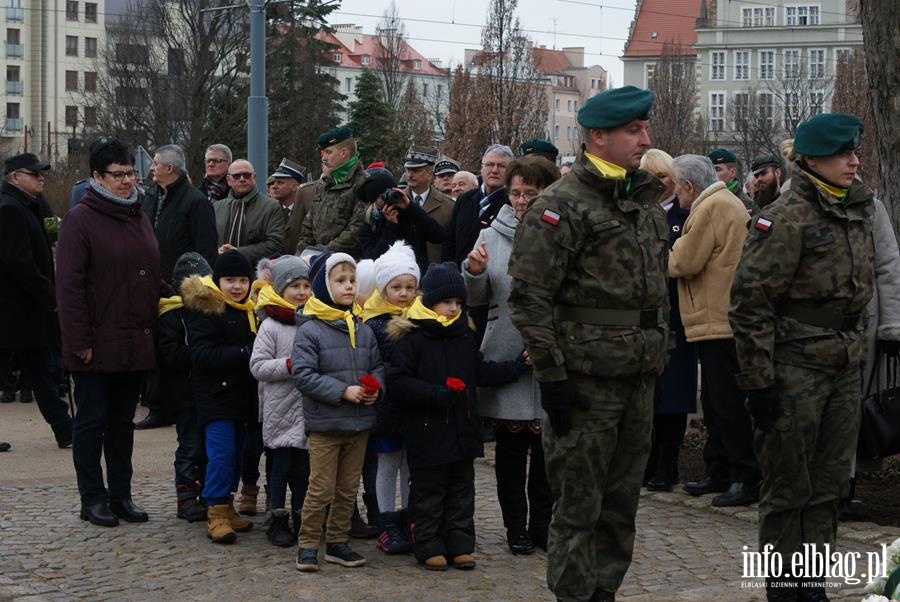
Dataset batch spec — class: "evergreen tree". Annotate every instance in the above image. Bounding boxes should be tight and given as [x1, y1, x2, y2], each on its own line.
[347, 69, 392, 165]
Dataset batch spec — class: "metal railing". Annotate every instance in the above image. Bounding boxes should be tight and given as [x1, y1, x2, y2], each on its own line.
[5, 7, 23, 21]
[5, 42, 23, 58]
[5, 80, 23, 94]
[5, 117, 23, 131]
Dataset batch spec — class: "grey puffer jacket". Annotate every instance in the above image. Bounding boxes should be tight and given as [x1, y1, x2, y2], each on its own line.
[291, 314, 383, 433]
[463, 203, 540, 421]
[863, 198, 900, 392]
[250, 313, 307, 449]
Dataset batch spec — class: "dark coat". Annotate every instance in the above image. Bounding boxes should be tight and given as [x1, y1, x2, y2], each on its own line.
[56, 186, 161, 372]
[157, 306, 193, 413]
[0, 182, 58, 349]
[359, 201, 445, 272]
[142, 173, 218, 285]
[441, 186, 509, 266]
[367, 313, 403, 436]
[386, 316, 519, 469]
[181, 275, 257, 428]
[659, 198, 698, 413]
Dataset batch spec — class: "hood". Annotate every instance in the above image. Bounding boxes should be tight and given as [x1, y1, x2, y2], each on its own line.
[180, 274, 225, 315]
[386, 315, 417, 342]
[490, 203, 518, 239]
[386, 314, 475, 342]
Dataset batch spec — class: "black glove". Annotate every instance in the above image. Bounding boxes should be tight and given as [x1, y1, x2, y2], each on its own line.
[539, 380, 588, 437]
[746, 386, 779, 433]
[432, 386, 457, 408]
[877, 339, 900, 356]
[512, 352, 531, 376]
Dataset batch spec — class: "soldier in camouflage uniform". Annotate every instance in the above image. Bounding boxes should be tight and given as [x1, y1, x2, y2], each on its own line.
[508, 86, 668, 602]
[709, 148, 760, 216]
[296, 127, 368, 258]
[729, 113, 873, 602]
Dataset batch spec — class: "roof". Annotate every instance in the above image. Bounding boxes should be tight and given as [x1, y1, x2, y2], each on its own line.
[533, 48, 573, 74]
[316, 30, 447, 77]
[622, 0, 702, 58]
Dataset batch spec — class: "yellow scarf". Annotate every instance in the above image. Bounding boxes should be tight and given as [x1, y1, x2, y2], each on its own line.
[362, 289, 415, 322]
[303, 295, 357, 348]
[585, 152, 627, 180]
[803, 169, 849, 202]
[199, 275, 258, 333]
[406, 297, 462, 327]
[158, 296, 183, 317]
[254, 283, 298, 312]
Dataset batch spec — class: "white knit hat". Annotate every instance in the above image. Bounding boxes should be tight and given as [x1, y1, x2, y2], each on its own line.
[375, 241, 420, 292]
[355, 259, 377, 301]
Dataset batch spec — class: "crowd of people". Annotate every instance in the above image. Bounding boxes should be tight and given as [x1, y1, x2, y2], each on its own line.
[0, 82, 894, 602]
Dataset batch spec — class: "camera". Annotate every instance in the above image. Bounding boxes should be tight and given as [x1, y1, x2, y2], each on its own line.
[383, 189, 406, 206]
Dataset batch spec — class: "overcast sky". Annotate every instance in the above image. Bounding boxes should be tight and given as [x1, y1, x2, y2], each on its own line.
[328, 0, 636, 85]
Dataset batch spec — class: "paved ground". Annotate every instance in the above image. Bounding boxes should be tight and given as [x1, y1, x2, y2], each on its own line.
[1, 402, 897, 601]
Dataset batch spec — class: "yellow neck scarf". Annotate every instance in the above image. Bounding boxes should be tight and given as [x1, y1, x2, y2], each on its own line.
[199, 275, 258, 333]
[303, 295, 357, 348]
[585, 152, 627, 180]
[362, 289, 415, 322]
[158, 295, 183, 317]
[254, 283, 298, 312]
[803, 169, 849, 202]
[406, 297, 462, 327]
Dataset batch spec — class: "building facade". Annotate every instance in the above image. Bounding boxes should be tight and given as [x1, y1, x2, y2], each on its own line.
[621, 0, 702, 90]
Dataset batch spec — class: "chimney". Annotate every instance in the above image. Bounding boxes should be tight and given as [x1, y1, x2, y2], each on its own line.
[562, 47, 584, 68]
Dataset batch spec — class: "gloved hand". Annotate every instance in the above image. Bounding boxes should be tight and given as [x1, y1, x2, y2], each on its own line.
[539, 380, 588, 437]
[512, 353, 532, 376]
[877, 338, 900, 356]
[746, 386, 779, 433]
[432, 386, 457, 408]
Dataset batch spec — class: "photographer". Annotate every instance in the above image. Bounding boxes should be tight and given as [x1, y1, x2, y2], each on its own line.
[358, 167, 445, 272]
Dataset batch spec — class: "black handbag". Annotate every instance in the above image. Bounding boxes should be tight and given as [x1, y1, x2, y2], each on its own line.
[858, 344, 900, 461]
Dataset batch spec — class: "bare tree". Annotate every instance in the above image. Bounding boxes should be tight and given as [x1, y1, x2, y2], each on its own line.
[764, 56, 833, 137]
[441, 66, 491, 170]
[382, 83, 436, 171]
[831, 49, 877, 190]
[376, 2, 409, 113]
[649, 41, 699, 156]
[727, 84, 783, 166]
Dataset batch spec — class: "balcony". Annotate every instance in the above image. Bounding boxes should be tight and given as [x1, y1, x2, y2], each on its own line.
[5, 7, 23, 21]
[5, 42, 23, 58]
[5, 80, 23, 94]
[5, 117, 22, 131]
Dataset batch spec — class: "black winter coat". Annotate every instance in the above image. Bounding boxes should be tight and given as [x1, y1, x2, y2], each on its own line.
[367, 313, 402, 436]
[182, 276, 257, 428]
[143, 173, 218, 284]
[0, 182, 58, 349]
[387, 316, 519, 468]
[157, 306, 194, 413]
[441, 186, 509, 266]
[359, 202, 445, 272]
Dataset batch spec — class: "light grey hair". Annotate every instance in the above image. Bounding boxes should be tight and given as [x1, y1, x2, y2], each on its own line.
[155, 144, 186, 174]
[206, 143, 232, 163]
[453, 171, 478, 186]
[482, 144, 515, 162]
[673, 154, 718, 191]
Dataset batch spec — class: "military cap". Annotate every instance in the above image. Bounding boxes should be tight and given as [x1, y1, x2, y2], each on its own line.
[794, 113, 863, 157]
[265, 175, 275, 186]
[577, 85, 654, 129]
[434, 157, 460, 176]
[315, 126, 353, 149]
[404, 145, 440, 169]
[519, 139, 559, 159]
[271, 157, 305, 182]
[708, 148, 738, 165]
[4, 152, 50, 175]
[751, 154, 781, 174]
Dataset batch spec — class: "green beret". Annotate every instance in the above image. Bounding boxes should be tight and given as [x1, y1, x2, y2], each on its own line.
[794, 113, 863, 157]
[315, 126, 353, 149]
[751, 155, 781, 174]
[708, 148, 737, 165]
[519, 139, 559, 158]
[577, 85, 654, 129]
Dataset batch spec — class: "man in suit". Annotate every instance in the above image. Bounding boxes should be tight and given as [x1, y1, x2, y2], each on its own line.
[403, 145, 454, 265]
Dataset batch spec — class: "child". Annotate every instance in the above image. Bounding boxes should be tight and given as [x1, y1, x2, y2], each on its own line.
[250, 256, 312, 547]
[387, 263, 529, 570]
[182, 250, 258, 544]
[159, 252, 212, 523]
[363, 241, 420, 553]
[292, 251, 384, 572]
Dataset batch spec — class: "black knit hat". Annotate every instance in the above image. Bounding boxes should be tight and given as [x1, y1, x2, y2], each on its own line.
[213, 250, 252, 283]
[172, 252, 212, 287]
[421, 262, 467, 308]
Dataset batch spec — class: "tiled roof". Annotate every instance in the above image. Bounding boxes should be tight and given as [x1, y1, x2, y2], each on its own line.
[317, 30, 447, 76]
[622, 0, 702, 58]
[533, 48, 573, 74]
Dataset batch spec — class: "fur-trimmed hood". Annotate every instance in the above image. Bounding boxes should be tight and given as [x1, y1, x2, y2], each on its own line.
[386, 314, 476, 342]
[180, 274, 225, 315]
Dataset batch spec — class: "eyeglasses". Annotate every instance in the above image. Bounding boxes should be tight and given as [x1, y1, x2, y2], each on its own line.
[481, 162, 508, 170]
[14, 169, 44, 178]
[227, 172, 254, 181]
[102, 170, 137, 182]
[508, 190, 539, 201]
[205, 158, 228, 165]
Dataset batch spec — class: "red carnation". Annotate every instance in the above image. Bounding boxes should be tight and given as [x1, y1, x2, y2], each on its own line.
[360, 374, 381, 395]
[445, 377, 466, 393]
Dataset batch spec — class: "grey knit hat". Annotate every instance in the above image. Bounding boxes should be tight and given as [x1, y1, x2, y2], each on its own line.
[257, 255, 310, 295]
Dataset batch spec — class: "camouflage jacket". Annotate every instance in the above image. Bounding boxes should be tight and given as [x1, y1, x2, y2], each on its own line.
[507, 152, 670, 382]
[737, 187, 760, 217]
[296, 162, 367, 258]
[729, 166, 875, 390]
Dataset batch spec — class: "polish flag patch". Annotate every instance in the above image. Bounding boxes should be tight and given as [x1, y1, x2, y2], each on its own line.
[755, 217, 773, 232]
[541, 209, 561, 226]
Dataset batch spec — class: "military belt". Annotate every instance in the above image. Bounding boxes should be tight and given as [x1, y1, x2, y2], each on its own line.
[775, 302, 861, 331]
[554, 306, 663, 328]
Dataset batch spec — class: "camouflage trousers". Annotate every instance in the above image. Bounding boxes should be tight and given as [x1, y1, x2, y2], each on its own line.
[543, 372, 654, 601]
[755, 362, 860, 577]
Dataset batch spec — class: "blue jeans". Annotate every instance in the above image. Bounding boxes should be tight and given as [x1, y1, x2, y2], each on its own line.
[174, 407, 204, 486]
[269, 447, 310, 515]
[203, 420, 246, 506]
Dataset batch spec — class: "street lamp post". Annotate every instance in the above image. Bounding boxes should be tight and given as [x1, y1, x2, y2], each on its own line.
[247, 0, 268, 175]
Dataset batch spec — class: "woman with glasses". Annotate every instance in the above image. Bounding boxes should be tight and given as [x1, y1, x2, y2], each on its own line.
[56, 138, 161, 527]
[462, 156, 559, 556]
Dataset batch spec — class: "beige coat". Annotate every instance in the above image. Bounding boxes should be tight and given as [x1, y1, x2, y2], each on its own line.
[669, 181, 749, 342]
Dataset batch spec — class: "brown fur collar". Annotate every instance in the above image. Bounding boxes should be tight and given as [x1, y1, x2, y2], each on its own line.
[385, 315, 476, 342]
[180, 275, 225, 315]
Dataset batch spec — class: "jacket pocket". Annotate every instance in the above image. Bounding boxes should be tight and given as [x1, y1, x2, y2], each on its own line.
[558, 321, 642, 377]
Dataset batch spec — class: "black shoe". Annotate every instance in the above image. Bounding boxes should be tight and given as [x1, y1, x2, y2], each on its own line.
[325, 541, 366, 567]
[18, 388, 33, 403]
[529, 524, 548, 551]
[177, 498, 208, 522]
[645, 476, 674, 492]
[80, 503, 119, 527]
[712, 482, 760, 507]
[0, 391, 14, 403]
[682, 476, 729, 496]
[134, 413, 171, 430]
[266, 509, 295, 547]
[296, 548, 319, 572]
[0, 441, 10, 452]
[109, 499, 149, 522]
[349, 505, 378, 539]
[507, 530, 535, 555]
[591, 589, 616, 601]
[57, 436, 73, 449]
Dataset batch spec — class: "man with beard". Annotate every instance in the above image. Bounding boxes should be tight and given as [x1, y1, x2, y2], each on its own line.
[750, 155, 783, 209]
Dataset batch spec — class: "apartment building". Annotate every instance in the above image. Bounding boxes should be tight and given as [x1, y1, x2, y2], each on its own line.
[621, 0, 703, 90]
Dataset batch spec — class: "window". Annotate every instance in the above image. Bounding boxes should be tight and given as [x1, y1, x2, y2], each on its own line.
[116, 43, 148, 64]
[84, 106, 97, 127]
[361, 55, 369, 66]
[333, 52, 341, 62]
[567, 99, 573, 112]
[733, 92, 750, 129]
[84, 71, 96, 92]
[834, 48, 851, 65]
[809, 91, 824, 115]
[555, 98, 560, 111]
[6, 102, 21, 130]
[554, 124, 560, 139]
[66, 0, 78, 20]
[590, 78, 596, 89]
[65, 105, 78, 127]
[783, 49, 801, 78]
[7, 27, 20, 44]
[808, 48, 825, 78]
[758, 92, 774, 129]
[84, 2, 96, 22]
[421, 82, 428, 97]
[786, 5, 820, 26]
[5, 0, 23, 21]
[645, 63, 656, 88]
[6, 27, 22, 57]
[344, 77, 352, 93]
[709, 92, 725, 132]
[710, 51, 725, 81]
[66, 35, 78, 57]
[734, 51, 750, 80]
[742, 7, 775, 27]
[85, 37, 97, 58]
[6, 65, 19, 81]
[567, 126, 572, 139]
[65, 70, 78, 91]
[168, 48, 185, 77]
[784, 92, 800, 130]
[758, 50, 774, 80]
[436, 84, 443, 98]
[5, 65, 21, 94]
[413, 60, 421, 70]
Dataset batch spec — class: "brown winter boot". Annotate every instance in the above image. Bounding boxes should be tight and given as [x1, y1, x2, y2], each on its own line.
[451, 554, 476, 570]
[238, 484, 259, 516]
[227, 498, 254, 532]
[207, 504, 236, 544]
[423, 555, 448, 571]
